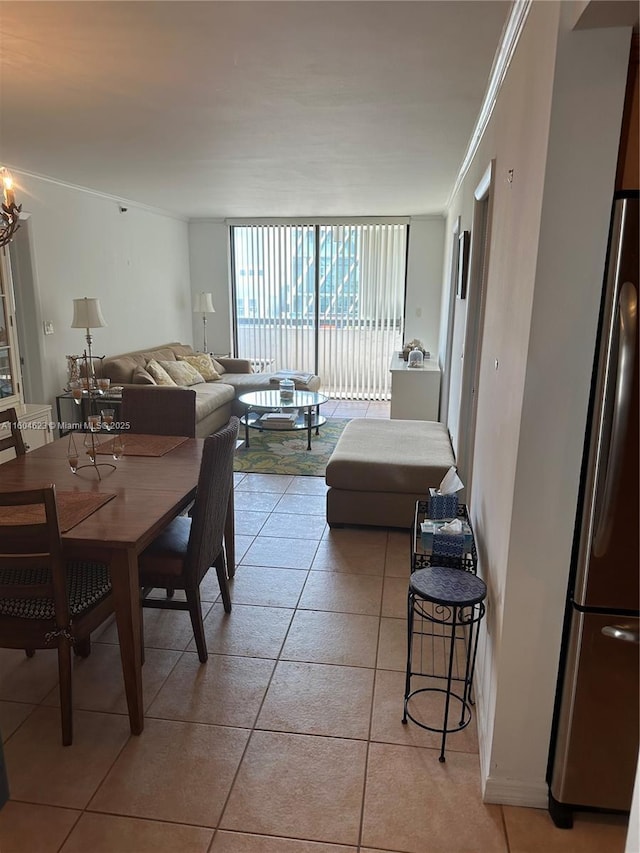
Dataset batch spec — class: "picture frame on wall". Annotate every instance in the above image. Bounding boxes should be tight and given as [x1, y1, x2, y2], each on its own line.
[457, 230, 470, 299]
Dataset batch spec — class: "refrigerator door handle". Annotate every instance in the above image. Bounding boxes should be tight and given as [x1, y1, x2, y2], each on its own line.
[601, 625, 640, 645]
[593, 281, 638, 557]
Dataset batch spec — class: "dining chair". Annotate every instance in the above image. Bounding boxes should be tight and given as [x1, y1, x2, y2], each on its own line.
[121, 386, 197, 437]
[138, 416, 239, 662]
[0, 407, 26, 459]
[0, 486, 115, 745]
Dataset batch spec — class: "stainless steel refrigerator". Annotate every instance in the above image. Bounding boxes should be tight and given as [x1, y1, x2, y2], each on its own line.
[548, 191, 639, 829]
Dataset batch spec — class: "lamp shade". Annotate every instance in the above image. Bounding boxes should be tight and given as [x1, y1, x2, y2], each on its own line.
[71, 297, 107, 329]
[193, 292, 215, 314]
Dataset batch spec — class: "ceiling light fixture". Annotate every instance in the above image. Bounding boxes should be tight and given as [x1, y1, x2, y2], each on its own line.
[0, 167, 22, 248]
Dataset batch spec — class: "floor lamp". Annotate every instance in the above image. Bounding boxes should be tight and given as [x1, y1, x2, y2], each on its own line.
[193, 292, 215, 353]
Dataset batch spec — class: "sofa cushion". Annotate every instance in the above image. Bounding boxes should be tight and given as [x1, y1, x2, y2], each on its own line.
[178, 353, 221, 381]
[142, 347, 178, 364]
[210, 357, 226, 375]
[326, 419, 455, 493]
[221, 372, 321, 395]
[133, 365, 156, 385]
[193, 382, 236, 421]
[159, 360, 205, 386]
[146, 359, 177, 386]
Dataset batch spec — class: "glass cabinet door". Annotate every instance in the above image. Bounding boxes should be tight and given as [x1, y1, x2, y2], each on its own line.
[0, 249, 20, 405]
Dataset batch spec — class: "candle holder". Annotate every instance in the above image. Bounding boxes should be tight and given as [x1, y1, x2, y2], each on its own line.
[72, 420, 116, 480]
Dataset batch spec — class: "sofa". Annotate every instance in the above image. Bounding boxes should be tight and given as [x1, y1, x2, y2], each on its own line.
[325, 418, 456, 528]
[100, 342, 321, 438]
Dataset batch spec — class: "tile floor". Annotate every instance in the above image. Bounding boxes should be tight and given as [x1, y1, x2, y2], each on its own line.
[0, 402, 630, 852]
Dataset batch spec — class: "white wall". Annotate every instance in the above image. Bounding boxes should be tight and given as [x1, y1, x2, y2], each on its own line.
[404, 216, 445, 356]
[443, 2, 631, 805]
[489, 10, 630, 803]
[10, 174, 191, 411]
[188, 220, 233, 355]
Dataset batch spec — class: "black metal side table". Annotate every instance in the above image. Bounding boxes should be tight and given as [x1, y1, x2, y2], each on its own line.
[402, 566, 486, 762]
[55, 391, 123, 436]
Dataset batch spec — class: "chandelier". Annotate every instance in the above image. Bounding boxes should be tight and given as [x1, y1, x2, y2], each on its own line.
[0, 167, 22, 248]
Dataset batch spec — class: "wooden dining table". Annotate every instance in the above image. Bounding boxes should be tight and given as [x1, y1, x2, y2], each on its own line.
[0, 433, 235, 736]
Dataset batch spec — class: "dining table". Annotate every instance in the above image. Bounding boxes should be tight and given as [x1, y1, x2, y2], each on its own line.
[0, 432, 236, 737]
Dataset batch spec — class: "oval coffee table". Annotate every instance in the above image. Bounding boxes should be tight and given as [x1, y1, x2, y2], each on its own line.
[238, 389, 329, 451]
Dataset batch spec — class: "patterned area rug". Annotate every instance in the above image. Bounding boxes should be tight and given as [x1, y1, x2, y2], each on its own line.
[234, 417, 350, 477]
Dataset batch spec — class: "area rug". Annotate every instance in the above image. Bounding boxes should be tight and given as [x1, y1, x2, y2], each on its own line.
[234, 417, 350, 476]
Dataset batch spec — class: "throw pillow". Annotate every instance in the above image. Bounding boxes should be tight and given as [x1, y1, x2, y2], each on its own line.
[158, 359, 205, 386]
[210, 356, 226, 375]
[145, 359, 177, 386]
[132, 365, 156, 385]
[178, 353, 221, 382]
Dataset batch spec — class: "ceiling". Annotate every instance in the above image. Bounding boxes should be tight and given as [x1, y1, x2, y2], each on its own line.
[0, 1, 510, 219]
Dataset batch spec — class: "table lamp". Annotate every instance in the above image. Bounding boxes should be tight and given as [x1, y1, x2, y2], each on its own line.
[71, 297, 106, 383]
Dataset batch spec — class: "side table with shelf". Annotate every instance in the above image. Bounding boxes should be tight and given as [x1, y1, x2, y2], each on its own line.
[55, 391, 123, 437]
[403, 499, 486, 761]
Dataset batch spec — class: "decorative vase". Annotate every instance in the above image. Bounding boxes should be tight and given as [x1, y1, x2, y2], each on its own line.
[408, 347, 424, 369]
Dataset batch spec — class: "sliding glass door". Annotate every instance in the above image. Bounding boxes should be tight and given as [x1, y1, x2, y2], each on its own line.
[231, 222, 407, 399]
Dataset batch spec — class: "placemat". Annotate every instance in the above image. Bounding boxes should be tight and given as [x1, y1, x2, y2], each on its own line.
[0, 491, 117, 533]
[96, 434, 189, 457]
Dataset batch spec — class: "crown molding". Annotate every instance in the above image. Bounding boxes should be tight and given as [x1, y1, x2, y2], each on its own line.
[7, 166, 187, 222]
[446, 0, 533, 210]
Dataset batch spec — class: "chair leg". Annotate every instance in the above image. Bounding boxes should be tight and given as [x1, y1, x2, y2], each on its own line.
[214, 552, 232, 614]
[25, 648, 35, 658]
[139, 591, 146, 667]
[166, 587, 175, 599]
[185, 587, 208, 663]
[73, 637, 91, 658]
[57, 637, 73, 746]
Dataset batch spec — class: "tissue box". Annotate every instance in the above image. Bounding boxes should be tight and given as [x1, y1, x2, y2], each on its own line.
[420, 520, 437, 550]
[421, 520, 472, 552]
[428, 488, 459, 520]
[432, 531, 465, 559]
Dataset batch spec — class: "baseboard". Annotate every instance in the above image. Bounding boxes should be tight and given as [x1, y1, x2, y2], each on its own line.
[483, 775, 549, 808]
[475, 683, 549, 809]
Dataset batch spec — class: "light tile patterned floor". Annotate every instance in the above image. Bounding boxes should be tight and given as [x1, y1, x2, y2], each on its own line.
[0, 400, 630, 850]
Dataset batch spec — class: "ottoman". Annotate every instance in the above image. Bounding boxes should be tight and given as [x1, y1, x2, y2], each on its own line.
[325, 419, 456, 528]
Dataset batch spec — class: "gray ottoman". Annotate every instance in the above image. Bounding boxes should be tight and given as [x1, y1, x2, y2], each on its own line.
[325, 419, 456, 528]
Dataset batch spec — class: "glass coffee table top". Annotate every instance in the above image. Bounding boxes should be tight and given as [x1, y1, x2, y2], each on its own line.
[238, 389, 328, 410]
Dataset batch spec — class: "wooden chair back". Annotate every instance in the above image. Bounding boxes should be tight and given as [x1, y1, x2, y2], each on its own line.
[121, 387, 197, 437]
[0, 486, 71, 637]
[0, 407, 26, 458]
[186, 416, 239, 587]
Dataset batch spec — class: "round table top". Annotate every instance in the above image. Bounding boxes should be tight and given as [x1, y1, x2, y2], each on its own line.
[238, 389, 328, 409]
[410, 566, 486, 607]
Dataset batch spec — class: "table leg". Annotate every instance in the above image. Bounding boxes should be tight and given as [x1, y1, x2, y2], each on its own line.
[306, 407, 312, 450]
[244, 405, 250, 448]
[225, 477, 236, 579]
[110, 548, 144, 735]
[316, 403, 320, 435]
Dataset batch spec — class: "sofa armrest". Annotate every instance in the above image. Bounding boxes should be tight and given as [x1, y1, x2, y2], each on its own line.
[216, 358, 253, 374]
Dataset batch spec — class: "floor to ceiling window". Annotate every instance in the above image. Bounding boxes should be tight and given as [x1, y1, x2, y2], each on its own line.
[230, 222, 408, 399]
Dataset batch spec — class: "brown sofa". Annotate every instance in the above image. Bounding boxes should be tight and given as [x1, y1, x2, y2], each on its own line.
[325, 419, 456, 528]
[101, 342, 321, 438]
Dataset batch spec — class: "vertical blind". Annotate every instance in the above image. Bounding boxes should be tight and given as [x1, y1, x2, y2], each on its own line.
[231, 222, 407, 399]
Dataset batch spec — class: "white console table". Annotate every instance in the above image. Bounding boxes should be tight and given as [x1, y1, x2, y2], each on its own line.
[389, 353, 441, 421]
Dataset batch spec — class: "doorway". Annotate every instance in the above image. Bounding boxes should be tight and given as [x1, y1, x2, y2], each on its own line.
[455, 161, 494, 496]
